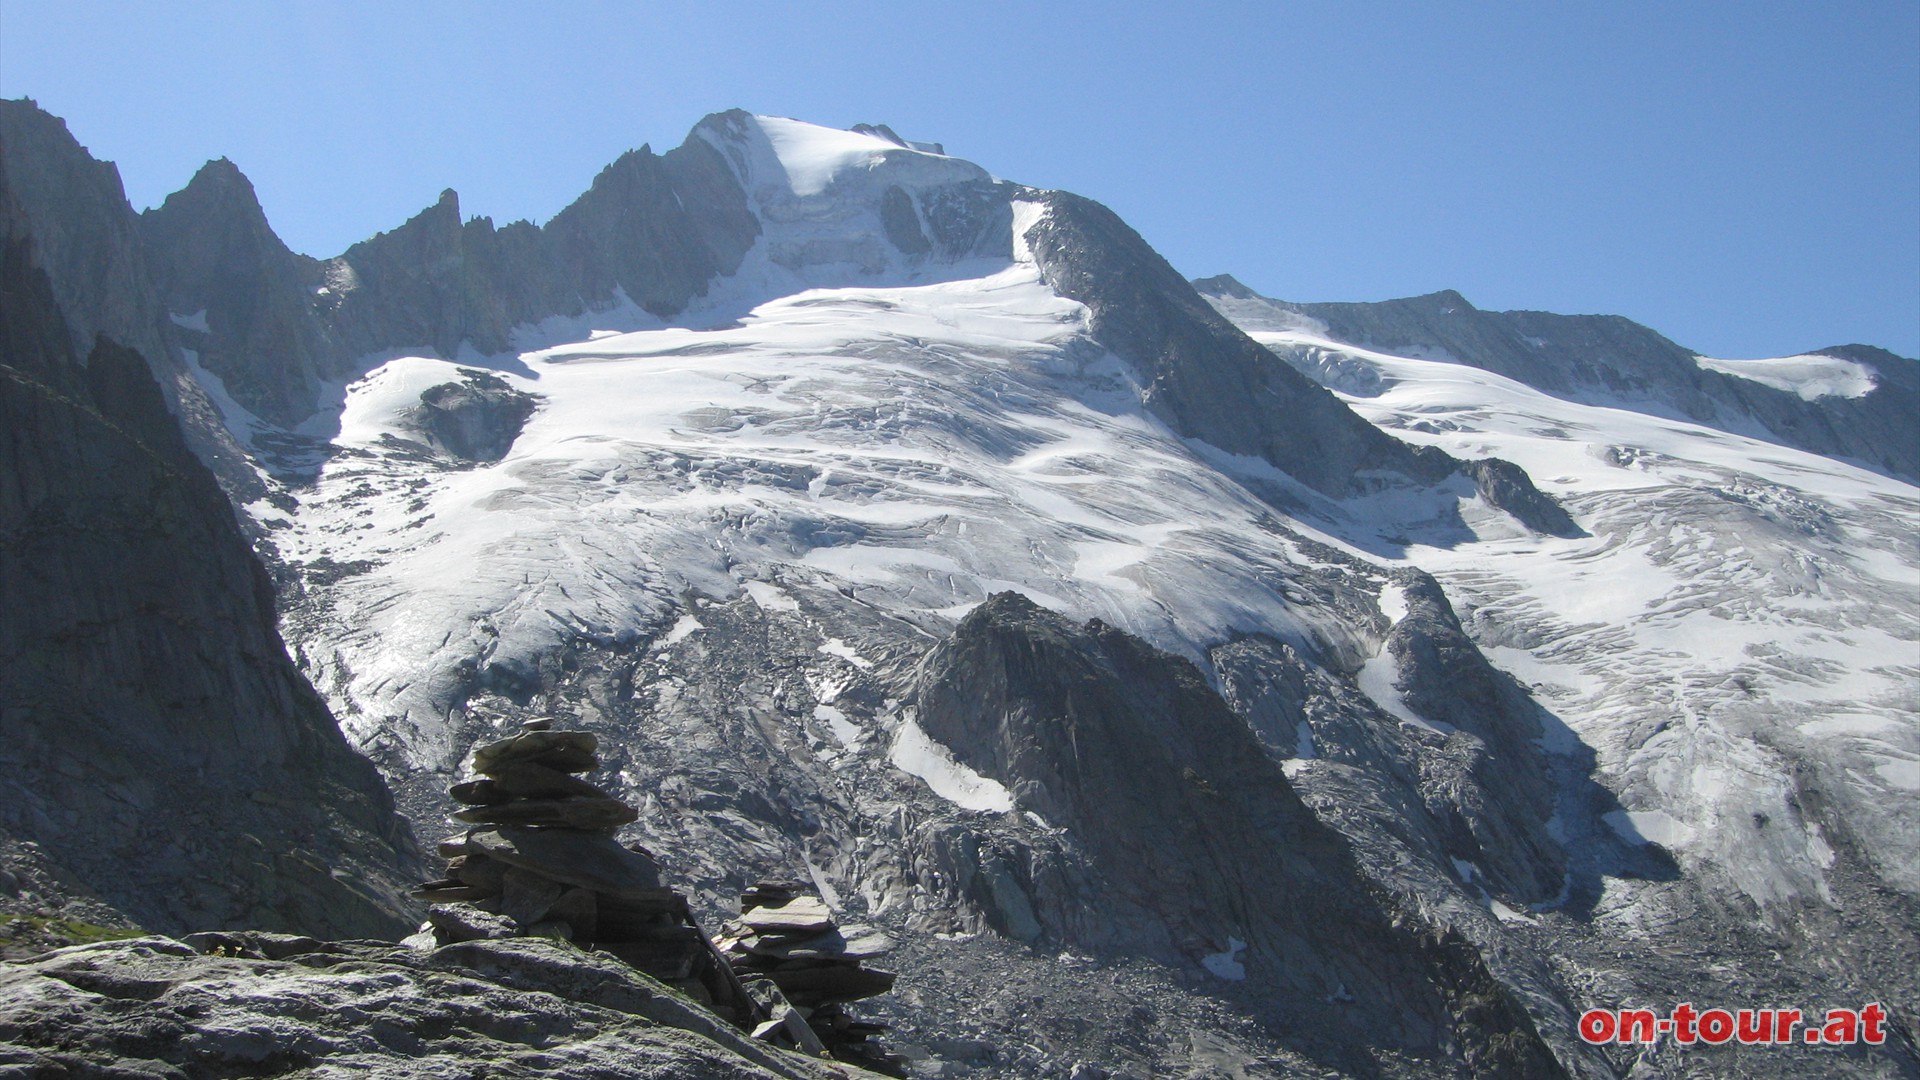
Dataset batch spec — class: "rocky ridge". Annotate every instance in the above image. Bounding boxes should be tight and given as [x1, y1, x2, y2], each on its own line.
[1194, 274, 1920, 485]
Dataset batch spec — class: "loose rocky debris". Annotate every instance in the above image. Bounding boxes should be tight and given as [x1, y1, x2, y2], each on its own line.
[412, 719, 766, 1030]
[717, 881, 901, 1066]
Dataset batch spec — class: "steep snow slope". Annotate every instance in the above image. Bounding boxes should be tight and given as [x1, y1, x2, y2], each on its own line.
[1231, 324, 1920, 911]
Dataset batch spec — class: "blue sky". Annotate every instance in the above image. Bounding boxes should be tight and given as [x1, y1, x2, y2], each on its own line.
[3, 1, 1915, 357]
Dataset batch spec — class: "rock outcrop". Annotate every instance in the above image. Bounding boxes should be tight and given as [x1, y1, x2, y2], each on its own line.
[910, 593, 1562, 1071]
[0, 934, 879, 1079]
[1022, 193, 1579, 536]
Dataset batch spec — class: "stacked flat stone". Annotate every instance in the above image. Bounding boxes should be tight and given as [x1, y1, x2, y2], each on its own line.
[411, 720, 760, 1026]
[714, 881, 897, 1058]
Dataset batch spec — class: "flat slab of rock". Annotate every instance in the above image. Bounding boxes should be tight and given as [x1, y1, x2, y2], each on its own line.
[739, 895, 833, 934]
[465, 827, 663, 900]
[766, 964, 897, 1006]
[745, 924, 894, 961]
[410, 880, 494, 903]
[488, 761, 611, 800]
[452, 796, 638, 830]
[471, 730, 598, 775]
[449, 778, 510, 806]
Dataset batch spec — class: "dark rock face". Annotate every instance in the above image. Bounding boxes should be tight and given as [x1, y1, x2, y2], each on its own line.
[0, 181, 419, 938]
[0, 935, 870, 1079]
[405, 369, 539, 463]
[1196, 278, 1920, 484]
[1026, 193, 1449, 496]
[542, 135, 761, 318]
[138, 158, 334, 429]
[1385, 576, 1565, 901]
[0, 100, 169, 365]
[1462, 457, 1583, 537]
[911, 594, 1560, 1070]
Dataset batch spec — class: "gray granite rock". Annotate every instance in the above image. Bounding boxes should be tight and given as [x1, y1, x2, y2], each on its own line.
[739, 896, 834, 934]
[471, 730, 599, 774]
[0, 935, 874, 1079]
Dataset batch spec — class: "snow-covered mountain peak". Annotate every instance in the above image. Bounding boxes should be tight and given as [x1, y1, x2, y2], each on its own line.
[695, 112, 981, 200]
[679, 110, 1016, 301]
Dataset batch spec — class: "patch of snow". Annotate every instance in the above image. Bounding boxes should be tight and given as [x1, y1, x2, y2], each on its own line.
[1603, 808, 1691, 848]
[1694, 353, 1876, 401]
[1488, 899, 1538, 925]
[1201, 937, 1247, 981]
[1377, 581, 1408, 623]
[168, 309, 209, 332]
[1009, 199, 1048, 264]
[1873, 759, 1920, 792]
[743, 581, 800, 613]
[814, 704, 862, 747]
[818, 637, 874, 669]
[744, 116, 944, 199]
[1292, 720, 1317, 760]
[1356, 647, 1453, 734]
[888, 711, 1014, 813]
[660, 613, 703, 645]
[179, 348, 264, 445]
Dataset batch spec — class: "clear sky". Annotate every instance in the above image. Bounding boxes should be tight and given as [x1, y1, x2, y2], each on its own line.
[2, 1, 1915, 357]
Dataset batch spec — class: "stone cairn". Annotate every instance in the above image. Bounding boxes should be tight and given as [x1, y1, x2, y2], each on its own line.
[714, 881, 898, 1060]
[411, 720, 761, 1028]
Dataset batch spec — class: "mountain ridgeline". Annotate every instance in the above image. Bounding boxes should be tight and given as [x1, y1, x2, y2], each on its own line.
[1195, 274, 1920, 485]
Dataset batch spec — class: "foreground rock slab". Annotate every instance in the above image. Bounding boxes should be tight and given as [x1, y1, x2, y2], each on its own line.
[0, 935, 881, 1079]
